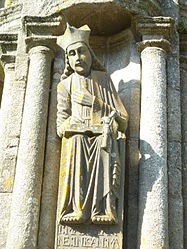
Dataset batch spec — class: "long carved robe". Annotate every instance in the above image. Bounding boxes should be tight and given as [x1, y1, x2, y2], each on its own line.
[57, 70, 128, 222]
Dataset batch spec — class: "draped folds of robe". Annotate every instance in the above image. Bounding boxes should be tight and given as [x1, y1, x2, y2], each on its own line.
[57, 70, 128, 221]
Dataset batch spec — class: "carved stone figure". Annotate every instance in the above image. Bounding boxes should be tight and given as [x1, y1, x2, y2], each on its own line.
[57, 24, 128, 225]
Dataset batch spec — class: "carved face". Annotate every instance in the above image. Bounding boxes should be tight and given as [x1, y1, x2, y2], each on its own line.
[67, 42, 92, 76]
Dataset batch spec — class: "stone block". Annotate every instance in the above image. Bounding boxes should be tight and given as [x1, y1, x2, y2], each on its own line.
[15, 55, 29, 82]
[7, 87, 25, 137]
[168, 142, 183, 249]
[168, 142, 182, 197]
[167, 87, 181, 142]
[167, 53, 180, 89]
[0, 137, 19, 192]
[168, 199, 183, 249]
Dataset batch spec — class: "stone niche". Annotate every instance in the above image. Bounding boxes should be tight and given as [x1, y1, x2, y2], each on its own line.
[50, 5, 140, 249]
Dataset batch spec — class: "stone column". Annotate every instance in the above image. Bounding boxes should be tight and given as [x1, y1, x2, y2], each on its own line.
[37, 53, 62, 249]
[0, 57, 15, 111]
[6, 37, 57, 249]
[135, 17, 174, 249]
[0, 33, 18, 193]
[0, 56, 15, 249]
[0, 57, 15, 192]
[137, 40, 170, 249]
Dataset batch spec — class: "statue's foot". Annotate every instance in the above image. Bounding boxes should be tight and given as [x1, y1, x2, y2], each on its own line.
[60, 212, 87, 224]
[91, 214, 118, 225]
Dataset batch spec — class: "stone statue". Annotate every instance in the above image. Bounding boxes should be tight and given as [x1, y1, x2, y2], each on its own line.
[57, 23, 128, 225]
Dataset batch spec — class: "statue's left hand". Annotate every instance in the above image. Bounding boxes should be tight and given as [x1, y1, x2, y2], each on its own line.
[72, 90, 94, 106]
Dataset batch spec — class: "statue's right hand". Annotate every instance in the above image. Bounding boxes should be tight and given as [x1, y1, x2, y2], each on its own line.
[69, 116, 82, 125]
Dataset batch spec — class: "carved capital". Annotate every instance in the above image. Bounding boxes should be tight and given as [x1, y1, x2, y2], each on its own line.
[0, 33, 18, 67]
[25, 36, 58, 57]
[22, 13, 65, 37]
[135, 16, 174, 40]
[0, 54, 16, 68]
[136, 39, 171, 54]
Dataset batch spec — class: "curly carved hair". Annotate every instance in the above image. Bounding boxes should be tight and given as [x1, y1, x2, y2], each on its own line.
[61, 43, 106, 80]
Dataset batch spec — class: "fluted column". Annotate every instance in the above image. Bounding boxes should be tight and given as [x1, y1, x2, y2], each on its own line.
[6, 37, 57, 249]
[135, 17, 174, 249]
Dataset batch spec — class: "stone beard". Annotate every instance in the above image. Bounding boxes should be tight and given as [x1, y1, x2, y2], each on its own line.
[56, 24, 128, 225]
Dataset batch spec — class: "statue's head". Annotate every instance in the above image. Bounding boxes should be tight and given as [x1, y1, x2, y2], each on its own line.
[61, 23, 105, 79]
[67, 42, 92, 77]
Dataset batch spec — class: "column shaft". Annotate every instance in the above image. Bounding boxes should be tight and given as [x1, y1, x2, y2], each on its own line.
[38, 57, 61, 249]
[0, 63, 15, 190]
[0, 63, 14, 110]
[6, 46, 53, 249]
[0, 63, 15, 138]
[138, 47, 168, 249]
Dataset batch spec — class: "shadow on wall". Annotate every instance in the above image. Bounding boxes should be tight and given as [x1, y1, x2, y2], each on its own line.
[0, 0, 5, 9]
[137, 139, 165, 248]
[105, 29, 141, 249]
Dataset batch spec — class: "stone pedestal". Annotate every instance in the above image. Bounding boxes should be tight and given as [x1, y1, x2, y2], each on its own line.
[6, 38, 57, 249]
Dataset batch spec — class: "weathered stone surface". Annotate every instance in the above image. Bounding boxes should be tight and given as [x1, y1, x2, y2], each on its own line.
[138, 46, 168, 249]
[135, 16, 174, 40]
[21, 0, 161, 17]
[6, 44, 56, 249]
[0, 34, 18, 193]
[0, 63, 16, 192]
[168, 142, 183, 249]
[167, 33, 181, 88]
[38, 52, 62, 249]
[167, 87, 181, 142]
[162, 4, 184, 249]
[180, 32, 187, 249]
[0, 194, 12, 249]
[0, 4, 22, 33]
[136, 16, 176, 249]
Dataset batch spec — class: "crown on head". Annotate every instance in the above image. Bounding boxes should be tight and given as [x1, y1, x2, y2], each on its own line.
[62, 23, 91, 50]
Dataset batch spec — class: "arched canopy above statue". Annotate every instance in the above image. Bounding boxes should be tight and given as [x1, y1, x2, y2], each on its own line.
[57, 2, 132, 36]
